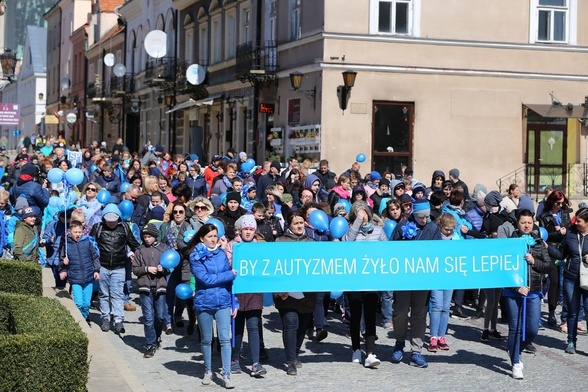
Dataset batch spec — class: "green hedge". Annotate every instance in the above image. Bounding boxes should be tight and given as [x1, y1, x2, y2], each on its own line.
[0, 292, 89, 392]
[0, 259, 42, 296]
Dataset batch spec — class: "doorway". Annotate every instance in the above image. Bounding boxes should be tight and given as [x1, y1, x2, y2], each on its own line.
[526, 124, 567, 194]
[372, 101, 414, 176]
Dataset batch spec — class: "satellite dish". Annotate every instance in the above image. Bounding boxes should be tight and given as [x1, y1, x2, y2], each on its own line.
[104, 53, 115, 67]
[57, 110, 65, 117]
[66, 112, 77, 124]
[144, 30, 167, 58]
[186, 64, 206, 85]
[60, 78, 71, 89]
[113, 63, 126, 77]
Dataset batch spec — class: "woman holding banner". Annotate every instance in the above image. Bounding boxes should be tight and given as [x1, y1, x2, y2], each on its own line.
[503, 209, 552, 379]
[274, 211, 316, 376]
[391, 199, 441, 368]
[343, 200, 387, 368]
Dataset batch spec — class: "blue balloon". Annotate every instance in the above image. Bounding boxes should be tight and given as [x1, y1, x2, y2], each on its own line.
[67, 190, 78, 204]
[329, 216, 348, 239]
[356, 153, 366, 163]
[160, 249, 181, 269]
[90, 164, 98, 173]
[263, 292, 274, 307]
[175, 283, 193, 300]
[183, 229, 196, 243]
[245, 158, 255, 168]
[49, 196, 62, 208]
[241, 162, 253, 173]
[339, 199, 351, 214]
[119, 200, 134, 220]
[379, 197, 391, 216]
[120, 182, 130, 193]
[65, 168, 84, 185]
[206, 218, 226, 238]
[48, 168, 64, 183]
[309, 209, 329, 232]
[383, 220, 398, 240]
[331, 291, 343, 299]
[539, 226, 548, 242]
[97, 189, 111, 205]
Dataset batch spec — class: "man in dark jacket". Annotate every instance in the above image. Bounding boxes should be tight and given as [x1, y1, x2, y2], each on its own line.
[12, 162, 49, 218]
[315, 159, 337, 191]
[185, 163, 207, 199]
[449, 168, 470, 201]
[256, 161, 281, 198]
[90, 203, 140, 334]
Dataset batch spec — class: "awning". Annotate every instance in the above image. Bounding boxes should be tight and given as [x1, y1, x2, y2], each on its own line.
[166, 94, 223, 113]
[525, 104, 588, 119]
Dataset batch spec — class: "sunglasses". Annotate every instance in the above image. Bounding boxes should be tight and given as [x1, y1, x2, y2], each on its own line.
[86, 187, 97, 192]
[555, 201, 565, 206]
[194, 205, 207, 211]
[173, 210, 185, 214]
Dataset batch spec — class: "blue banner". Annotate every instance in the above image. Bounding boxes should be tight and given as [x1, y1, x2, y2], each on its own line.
[232, 238, 529, 294]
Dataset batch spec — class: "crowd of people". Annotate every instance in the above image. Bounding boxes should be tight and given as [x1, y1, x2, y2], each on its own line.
[4, 134, 588, 387]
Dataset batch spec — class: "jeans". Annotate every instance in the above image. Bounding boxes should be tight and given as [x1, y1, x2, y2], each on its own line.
[348, 292, 378, 353]
[124, 280, 132, 304]
[393, 290, 428, 352]
[504, 295, 540, 364]
[197, 307, 232, 376]
[232, 309, 262, 364]
[71, 282, 93, 319]
[483, 288, 502, 330]
[429, 289, 453, 338]
[140, 291, 166, 347]
[165, 268, 185, 326]
[99, 267, 125, 324]
[380, 291, 393, 324]
[313, 292, 327, 329]
[278, 308, 312, 364]
[563, 277, 588, 344]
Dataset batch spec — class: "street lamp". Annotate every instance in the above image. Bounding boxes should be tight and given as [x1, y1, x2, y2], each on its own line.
[0, 48, 17, 82]
[289, 71, 316, 110]
[38, 92, 44, 100]
[337, 70, 357, 112]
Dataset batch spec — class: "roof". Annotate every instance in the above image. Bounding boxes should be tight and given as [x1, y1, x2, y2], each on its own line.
[525, 104, 588, 119]
[98, 0, 124, 13]
[27, 26, 47, 74]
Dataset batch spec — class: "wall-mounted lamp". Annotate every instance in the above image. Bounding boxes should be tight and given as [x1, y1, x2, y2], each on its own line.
[164, 95, 175, 108]
[0, 48, 17, 82]
[38, 93, 44, 101]
[130, 99, 141, 114]
[337, 70, 357, 113]
[216, 112, 224, 122]
[289, 71, 316, 110]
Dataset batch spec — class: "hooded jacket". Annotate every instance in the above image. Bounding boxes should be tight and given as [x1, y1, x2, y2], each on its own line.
[304, 173, 327, 203]
[13, 176, 49, 218]
[59, 235, 100, 285]
[133, 241, 170, 294]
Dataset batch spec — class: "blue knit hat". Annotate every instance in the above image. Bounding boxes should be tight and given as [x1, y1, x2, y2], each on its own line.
[412, 199, 430, 217]
[370, 171, 381, 181]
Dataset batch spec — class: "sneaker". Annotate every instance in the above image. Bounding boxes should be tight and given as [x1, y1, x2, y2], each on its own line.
[286, 362, 297, 376]
[490, 329, 504, 340]
[222, 376, 234, 389]
[481, 329, 490, 342]
[143, 346, 156, 358]
[230, 360, 242, 374]
[512, 363, 524, 379]
[577, 323, 587, 335]
[314, 329, 328, 342]
[352, 349, 362, 363]
[100, 319, 110, 332]
[165, 325, 173, 335]
[428, 337, 438, 352]
[114, 322, 125, 334]
[156, 337, 162, 349]
[438, 337, 450, 351]
[410, 352, 428, 368]
[201, 371, 213, 385]
[565, 342, 576, 354]
[559, 323, 568, 334]
[364, 354, 381, 368]
[470, 310, 484, 320]
[250, 363, 267, 377]
[383, 322, 394, 330]
[124, 303, 136, 311]
[391, 342, 404, 363]
[523, 342, 536, 354]
[451, 308, 467, 319]
[295, 357, 303, 368]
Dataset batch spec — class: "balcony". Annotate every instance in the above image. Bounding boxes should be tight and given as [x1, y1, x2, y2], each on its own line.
[86, 82, 98, 99]
[110, 73, 136, 98]
[145, 57, 175, 89]
[235, 40, 278, 87]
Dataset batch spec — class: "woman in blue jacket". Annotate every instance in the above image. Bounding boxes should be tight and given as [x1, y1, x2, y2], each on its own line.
[188, 223, 238, 389]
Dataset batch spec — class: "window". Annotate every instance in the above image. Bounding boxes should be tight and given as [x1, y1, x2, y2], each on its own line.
[211, 17, 222, 63]
[241, 8, 251, 44]
[372, 102, 414, 175]
[289, 0, 301, 41]
[185, 29, 194, 64]
[372, 0, 412, 35]
[199, 23, 208, 64]
[536, 0, 568, 42]
[225, 11, 236, 59]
